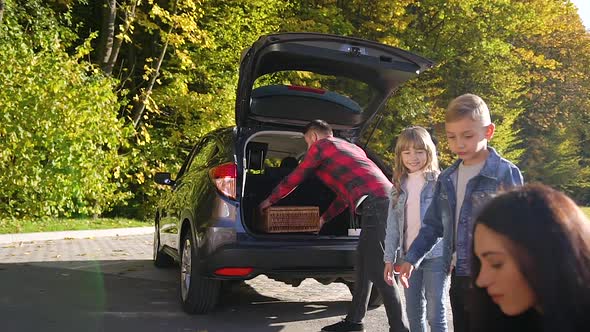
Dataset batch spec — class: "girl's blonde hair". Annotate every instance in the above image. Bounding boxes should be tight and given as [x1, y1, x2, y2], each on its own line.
[392, 126, 439, 195]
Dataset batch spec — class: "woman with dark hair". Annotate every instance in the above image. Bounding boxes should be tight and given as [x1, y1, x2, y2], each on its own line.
[470, 183, 590, 332]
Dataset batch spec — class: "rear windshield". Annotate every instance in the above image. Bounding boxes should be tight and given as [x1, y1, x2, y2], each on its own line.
[253, 71, 377, 110]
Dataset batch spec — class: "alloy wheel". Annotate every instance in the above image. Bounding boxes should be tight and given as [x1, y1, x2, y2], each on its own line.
[152, 224, 159, 261]
[181, 237, 192, 301]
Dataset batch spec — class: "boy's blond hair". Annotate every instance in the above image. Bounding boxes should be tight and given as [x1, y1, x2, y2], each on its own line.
[445, 94, 492, 125]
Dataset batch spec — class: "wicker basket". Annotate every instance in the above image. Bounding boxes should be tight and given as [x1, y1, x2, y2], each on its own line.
[258, 206, 320, 233]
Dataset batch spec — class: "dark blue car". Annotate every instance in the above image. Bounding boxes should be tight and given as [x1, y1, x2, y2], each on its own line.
[153, 33, 433, 314]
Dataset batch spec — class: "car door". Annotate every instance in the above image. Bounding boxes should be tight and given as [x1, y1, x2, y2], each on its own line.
[159, 138, 218, 251]
[158, 143, 199, 252]
[170, 137, 221, 252]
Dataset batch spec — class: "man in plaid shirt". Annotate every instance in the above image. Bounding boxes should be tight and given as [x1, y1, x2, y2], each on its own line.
[260, 120, 409, 332]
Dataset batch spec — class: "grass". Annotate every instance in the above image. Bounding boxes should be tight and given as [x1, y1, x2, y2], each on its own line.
[582, 207, 590, 220]
[0, 217, 149, 234]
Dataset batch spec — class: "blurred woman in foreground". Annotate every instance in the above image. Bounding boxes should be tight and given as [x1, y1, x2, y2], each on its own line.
[471, 183, 590, 332]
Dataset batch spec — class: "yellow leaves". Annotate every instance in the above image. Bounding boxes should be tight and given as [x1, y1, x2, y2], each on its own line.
[113, 166, 121, 179]
[175, 49, 195, 70]
[150, 5, 169, 22]
[143, 128, 152, 144]
[380, 36, 402, 48]
[513, 47, 559, 70]
[136, 172, 145, 184]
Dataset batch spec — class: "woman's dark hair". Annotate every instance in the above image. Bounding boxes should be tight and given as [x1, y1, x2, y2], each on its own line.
[470, 183, 590, 332]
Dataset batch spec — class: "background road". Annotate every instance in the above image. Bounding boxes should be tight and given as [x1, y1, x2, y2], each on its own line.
[0, 233, 452, 332]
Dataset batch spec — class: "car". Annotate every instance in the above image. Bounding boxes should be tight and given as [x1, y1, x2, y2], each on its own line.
[153, 32, 433, 314]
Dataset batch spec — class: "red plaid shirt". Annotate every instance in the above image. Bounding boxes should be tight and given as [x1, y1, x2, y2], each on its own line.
[267, 137, 392, 222]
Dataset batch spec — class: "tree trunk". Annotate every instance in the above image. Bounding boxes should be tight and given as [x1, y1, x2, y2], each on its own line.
[97, 0, 117, 74]
[104, 0, 137, 76]
[131, 26, 172, 129]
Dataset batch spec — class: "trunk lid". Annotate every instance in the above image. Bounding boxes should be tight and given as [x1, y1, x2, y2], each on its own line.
[235, 33, 434, 137]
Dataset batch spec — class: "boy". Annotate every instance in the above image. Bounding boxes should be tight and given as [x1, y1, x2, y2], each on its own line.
[260, 120, 408, 332]
[398, 94, 524, 332]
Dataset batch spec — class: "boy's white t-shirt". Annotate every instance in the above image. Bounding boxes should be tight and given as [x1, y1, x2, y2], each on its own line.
[404, 170, 426, 252]
[451, 160, 485, 267]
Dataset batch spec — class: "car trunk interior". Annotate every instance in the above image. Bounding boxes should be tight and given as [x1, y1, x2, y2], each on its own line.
[241, 131, 353, 237]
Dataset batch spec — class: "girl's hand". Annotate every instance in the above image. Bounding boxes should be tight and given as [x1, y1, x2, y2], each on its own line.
[383, 262, 395, 286]
[399, 262, 415, 288]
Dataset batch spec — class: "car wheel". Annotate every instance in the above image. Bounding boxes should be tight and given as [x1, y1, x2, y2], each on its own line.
[367, 288, 384, 308]
[153, 221, 174, 268]
[180, 229, 220, 314]
[345, 282, 384, 309]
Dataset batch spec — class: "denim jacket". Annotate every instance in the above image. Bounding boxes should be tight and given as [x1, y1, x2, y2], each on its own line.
[404, 147, 524, 276]
[384, 171, 443, 264]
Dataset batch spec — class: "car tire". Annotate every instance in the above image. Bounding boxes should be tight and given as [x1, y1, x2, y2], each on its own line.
[180, 229, 220, 314]
[153, 221, 174, 268]
[345, 282, 384, 308]
[367, 288, 384, 308]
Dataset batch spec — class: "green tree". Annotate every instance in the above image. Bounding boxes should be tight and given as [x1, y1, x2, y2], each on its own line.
[0, 0, 131, 218]
[514, 2, 590, 202]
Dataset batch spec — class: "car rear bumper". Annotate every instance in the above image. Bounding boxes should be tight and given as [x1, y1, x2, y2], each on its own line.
[201, 241, 358, 280]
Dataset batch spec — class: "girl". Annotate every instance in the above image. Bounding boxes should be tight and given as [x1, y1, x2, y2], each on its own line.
[470, 184, 590, 332]
[384, 126, 449, 332]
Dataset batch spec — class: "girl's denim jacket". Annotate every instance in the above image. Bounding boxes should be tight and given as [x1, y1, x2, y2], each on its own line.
[384, 170, 443, 264]
[403, 147, 524, 276]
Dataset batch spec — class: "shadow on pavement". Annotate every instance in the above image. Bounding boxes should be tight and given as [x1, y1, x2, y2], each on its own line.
[0, 260, 352, 332]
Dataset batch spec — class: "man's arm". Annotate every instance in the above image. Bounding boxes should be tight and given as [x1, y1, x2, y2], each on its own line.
[321, 194, 349, 224]
[260, 143, 323, 209]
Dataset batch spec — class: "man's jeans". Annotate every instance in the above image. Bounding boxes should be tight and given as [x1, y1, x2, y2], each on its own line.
[404, 256, 449, 332]
[346, 196, 409, 332]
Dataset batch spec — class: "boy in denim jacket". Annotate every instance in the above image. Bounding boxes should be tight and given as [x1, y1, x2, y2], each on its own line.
[398, 94, 524, 332]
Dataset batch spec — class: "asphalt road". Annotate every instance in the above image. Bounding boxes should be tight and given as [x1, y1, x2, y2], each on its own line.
[0, 233, 411, 332]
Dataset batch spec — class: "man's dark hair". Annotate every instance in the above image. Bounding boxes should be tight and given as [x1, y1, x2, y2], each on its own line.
[303, 119, 333, 136]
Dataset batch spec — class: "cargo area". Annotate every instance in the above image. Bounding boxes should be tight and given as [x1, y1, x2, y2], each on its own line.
[241, 131, 353, 236]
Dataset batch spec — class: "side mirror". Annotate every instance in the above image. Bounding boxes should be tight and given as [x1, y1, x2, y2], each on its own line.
[154, 172, 175, 186]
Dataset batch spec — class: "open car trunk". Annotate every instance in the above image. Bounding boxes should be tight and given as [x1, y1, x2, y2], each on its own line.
[236, 33, 435, 135]
[241, 131, 353, 237]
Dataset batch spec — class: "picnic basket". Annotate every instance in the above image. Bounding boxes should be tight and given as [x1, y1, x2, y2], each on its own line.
[258, 206, 320, 233]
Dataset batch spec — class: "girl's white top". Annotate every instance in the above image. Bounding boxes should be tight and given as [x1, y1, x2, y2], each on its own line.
[404, 170, 425, 252]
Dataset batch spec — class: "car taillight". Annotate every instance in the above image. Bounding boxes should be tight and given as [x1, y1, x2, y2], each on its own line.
[214, 267, 254, 277]
[288, 85, 325, 94]
[209, 162, 237, 199]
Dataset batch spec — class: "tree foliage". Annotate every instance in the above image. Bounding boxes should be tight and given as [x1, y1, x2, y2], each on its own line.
[0, 0, 131, 218]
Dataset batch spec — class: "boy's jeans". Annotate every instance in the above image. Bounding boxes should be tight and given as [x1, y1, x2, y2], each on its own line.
[450, 273, 471, 332]
[403, 256, 449, 332]
[346, 196, 409, 332]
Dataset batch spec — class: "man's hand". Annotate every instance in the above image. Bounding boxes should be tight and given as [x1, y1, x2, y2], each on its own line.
[398, 262, 415, 289]
[314, 217, 326, 234]
[383, 262, 395, 286]
[259, 199, 271, 214]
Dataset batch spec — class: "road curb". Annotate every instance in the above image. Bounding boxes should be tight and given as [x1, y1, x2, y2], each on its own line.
[0, 227, 154, 244]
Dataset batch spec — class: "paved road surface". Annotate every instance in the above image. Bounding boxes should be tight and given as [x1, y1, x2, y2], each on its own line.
[0, 233, 452, 332]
